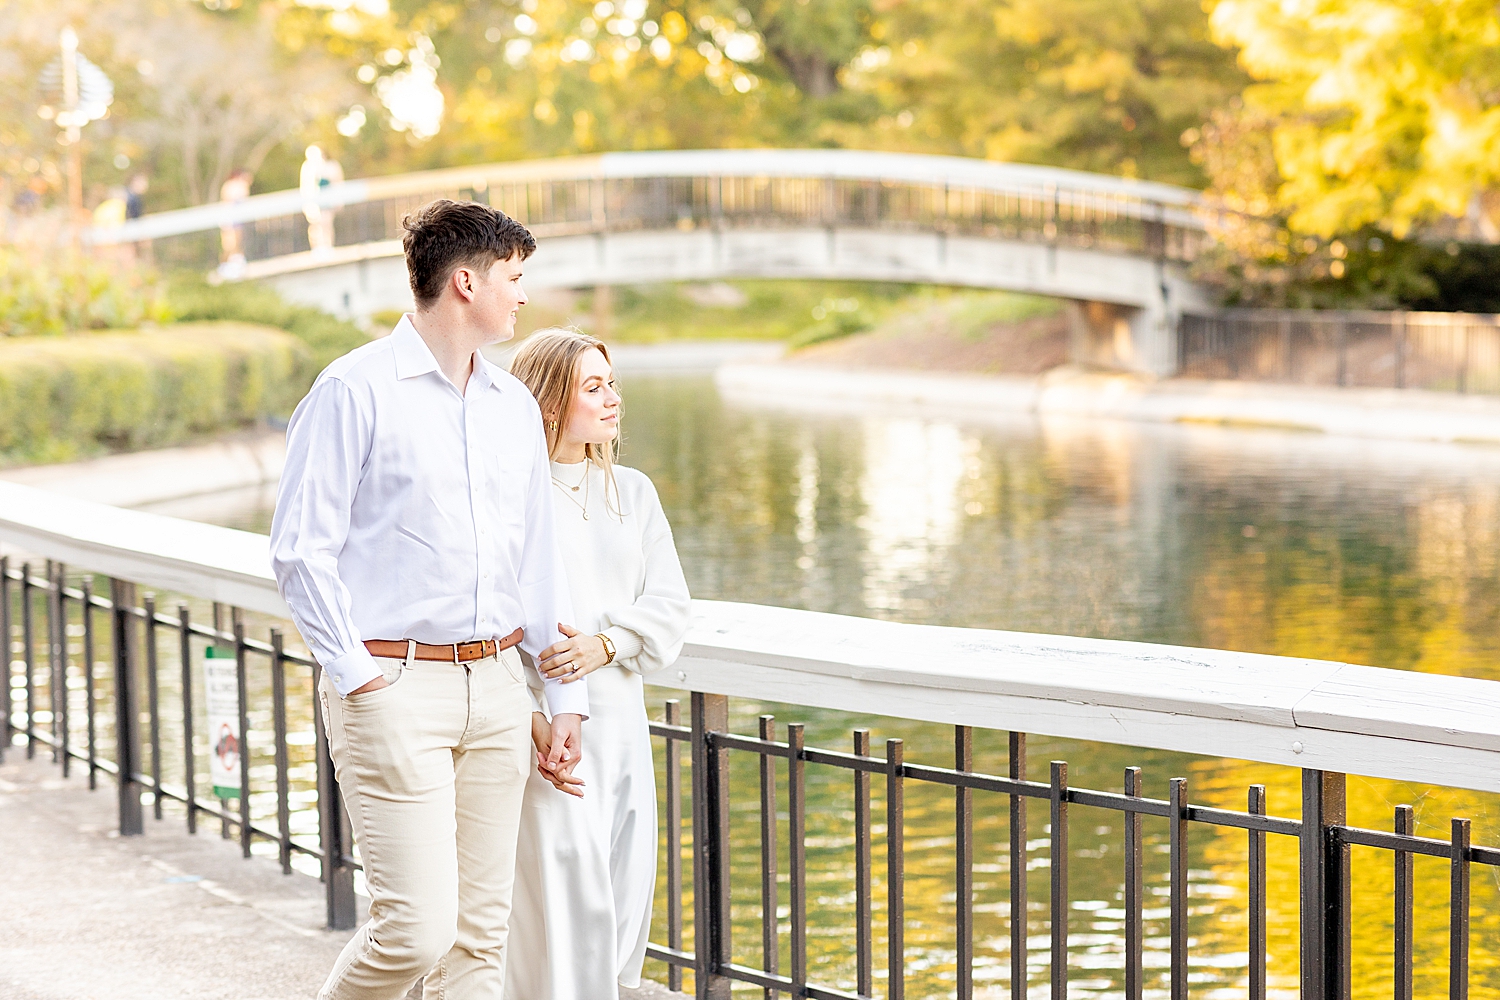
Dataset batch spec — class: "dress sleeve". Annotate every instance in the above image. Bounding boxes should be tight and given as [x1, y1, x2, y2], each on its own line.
[600, 474, 691, 675]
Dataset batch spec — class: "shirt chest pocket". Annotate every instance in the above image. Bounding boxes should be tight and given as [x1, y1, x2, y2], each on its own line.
[476, 439, 533, 531]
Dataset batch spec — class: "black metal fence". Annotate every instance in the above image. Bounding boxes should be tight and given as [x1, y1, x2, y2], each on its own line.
[1, 557, 358, 929]
[7, 555, 1498, 999]
[1179, 309, 1500, 393]
[647, 698, 1497, 1000]
[143, 173, 1204, 274]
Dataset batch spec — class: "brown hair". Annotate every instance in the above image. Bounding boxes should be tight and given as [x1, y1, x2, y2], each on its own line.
[401, 199, 536, 307]
[509, 328, 623, 515]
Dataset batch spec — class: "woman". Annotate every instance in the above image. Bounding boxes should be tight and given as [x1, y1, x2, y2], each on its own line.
[504, 328, 692, 1000]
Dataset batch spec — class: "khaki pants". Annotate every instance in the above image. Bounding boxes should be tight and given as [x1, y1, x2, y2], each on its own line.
[317, 648, 533, 1000]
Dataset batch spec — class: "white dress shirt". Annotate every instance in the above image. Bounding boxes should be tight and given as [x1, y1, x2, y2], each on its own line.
[270, 316, 588, 717]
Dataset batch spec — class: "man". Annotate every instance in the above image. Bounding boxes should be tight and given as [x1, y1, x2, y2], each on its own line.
[271, 198, 586, 1000]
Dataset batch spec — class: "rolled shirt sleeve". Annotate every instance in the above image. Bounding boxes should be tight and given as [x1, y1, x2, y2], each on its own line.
[516, 413, 590, 719]
[269, 378, 382, 697]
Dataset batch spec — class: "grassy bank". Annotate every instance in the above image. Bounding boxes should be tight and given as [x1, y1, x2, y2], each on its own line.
[504, 280, 1063, 360]
[790, 290, 1068, 375]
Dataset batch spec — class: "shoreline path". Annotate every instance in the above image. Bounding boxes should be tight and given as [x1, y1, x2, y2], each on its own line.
[0, 752, 683, 1000]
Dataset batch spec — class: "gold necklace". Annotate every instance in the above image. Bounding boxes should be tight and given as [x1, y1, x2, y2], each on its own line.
[553, 463, 588, 491]
[550, 465, 590, 519]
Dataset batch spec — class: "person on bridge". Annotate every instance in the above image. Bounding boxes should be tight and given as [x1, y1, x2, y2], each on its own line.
[505, 329, 691, 1000]
[270, 198, 587, 1000]
[300, 144, 343, 255]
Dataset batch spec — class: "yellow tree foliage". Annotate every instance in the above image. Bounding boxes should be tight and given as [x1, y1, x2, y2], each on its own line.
[875, 0, 1245, 185]
[1210, 0, 1500, 237]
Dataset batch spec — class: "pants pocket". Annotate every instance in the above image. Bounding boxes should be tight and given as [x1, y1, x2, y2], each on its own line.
[499, 648, 526, 686]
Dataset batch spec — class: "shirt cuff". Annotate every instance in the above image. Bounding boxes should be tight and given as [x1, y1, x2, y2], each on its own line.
[544, 674, 590, 719]
[602, 626, 645, 664]
[322, 645, 382, 698]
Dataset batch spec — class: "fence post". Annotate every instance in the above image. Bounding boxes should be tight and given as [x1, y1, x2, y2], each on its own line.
[233, 609, 253, 858]
[1335, 317, 1348, 387]
[1394, 312, 1407, 389]
[691, 691, 732, 1000]
[312, 664, 357, 930]
[1280, 313, 1293, 382]
[48, 561, 62, 766]
[1300, 769, 1349, 1000]
[111, 578, 144, 836]
[0, 555, 10, 764]
[1461, 324, 1472, 394]
[23, 563, 34, 758]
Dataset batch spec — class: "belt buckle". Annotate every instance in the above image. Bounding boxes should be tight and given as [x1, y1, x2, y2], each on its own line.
[452, 642, 461, 664]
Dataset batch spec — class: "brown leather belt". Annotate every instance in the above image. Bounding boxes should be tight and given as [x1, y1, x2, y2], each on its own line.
[364, 627, 523, 663]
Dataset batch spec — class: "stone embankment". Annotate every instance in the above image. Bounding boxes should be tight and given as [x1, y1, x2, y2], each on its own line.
[719, 363, 1500, 446]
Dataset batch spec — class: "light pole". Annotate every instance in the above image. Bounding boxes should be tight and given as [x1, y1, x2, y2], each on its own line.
[58, 27, 83, 217]
[39, 26, 114, 226]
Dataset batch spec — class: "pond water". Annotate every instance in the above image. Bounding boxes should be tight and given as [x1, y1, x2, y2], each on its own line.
[138, 372, 1500, 1000]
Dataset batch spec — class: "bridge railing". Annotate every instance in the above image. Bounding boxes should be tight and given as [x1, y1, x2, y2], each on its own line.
[1180, 308, 1500, 394]
[3, 479, 1497, 999]
[89, 150, 1209, 277]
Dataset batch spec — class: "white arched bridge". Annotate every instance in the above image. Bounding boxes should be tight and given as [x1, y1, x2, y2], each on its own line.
[92, 149, 1217, 376]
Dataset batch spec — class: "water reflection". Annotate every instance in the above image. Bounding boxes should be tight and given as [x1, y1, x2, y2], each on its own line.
[623, 375, 1500, 997]
[857, 419, 969, 616]
[136, 373, 1500, 998]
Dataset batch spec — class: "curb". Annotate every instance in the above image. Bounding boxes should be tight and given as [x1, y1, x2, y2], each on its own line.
[717, 363, 1500, 446]
[0, 431, 287, 508]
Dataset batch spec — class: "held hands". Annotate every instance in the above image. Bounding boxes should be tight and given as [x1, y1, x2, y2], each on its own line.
[537, 624, 609, 683]
[531, 711, 586, 798]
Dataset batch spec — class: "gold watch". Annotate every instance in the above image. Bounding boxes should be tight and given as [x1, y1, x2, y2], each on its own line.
[595, 632, 616, 664]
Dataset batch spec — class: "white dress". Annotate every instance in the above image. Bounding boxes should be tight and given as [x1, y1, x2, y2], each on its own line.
[504, 461, 691, 1000]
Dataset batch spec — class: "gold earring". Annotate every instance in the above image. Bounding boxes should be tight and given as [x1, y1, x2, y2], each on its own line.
[547, 420, 558, 432]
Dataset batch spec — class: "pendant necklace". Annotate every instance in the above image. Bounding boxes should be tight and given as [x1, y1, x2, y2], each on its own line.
[551, 464, 591, 520]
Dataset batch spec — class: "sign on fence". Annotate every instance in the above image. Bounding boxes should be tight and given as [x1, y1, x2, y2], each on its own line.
[203, 646, 240, 800]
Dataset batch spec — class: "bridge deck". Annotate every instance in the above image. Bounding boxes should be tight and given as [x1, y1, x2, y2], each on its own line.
[0, 753, 681, 1000]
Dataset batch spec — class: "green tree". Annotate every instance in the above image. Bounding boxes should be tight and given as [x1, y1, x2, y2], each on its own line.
[737, 0, 875, 99]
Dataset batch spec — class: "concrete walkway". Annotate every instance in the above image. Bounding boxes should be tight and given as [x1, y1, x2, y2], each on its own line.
[0, 431, 287, 509]
[0, 751, 684, 1000]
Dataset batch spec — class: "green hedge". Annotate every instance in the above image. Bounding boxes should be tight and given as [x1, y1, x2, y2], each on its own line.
[166, 276, 368, 372]
[0, 322, 312, 465]
[0, 246, 170, 337]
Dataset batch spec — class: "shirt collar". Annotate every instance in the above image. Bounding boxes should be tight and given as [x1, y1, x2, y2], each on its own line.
[389, 314, 504, 394]
[391, 315, 439, 380]
[470, 351, 506, 394]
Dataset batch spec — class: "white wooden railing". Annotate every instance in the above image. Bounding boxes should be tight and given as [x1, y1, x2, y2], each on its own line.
[2, 479, 1496, 794]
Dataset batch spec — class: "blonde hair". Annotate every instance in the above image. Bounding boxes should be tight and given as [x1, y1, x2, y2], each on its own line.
[510, 327, 623, 514]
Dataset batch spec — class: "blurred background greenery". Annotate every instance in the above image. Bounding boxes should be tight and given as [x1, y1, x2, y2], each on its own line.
[0, 0, 1496, 459]
[1, 0, 1496, 311]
